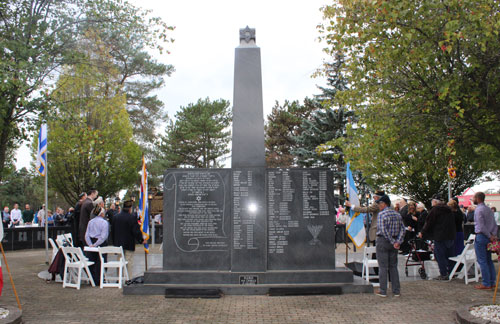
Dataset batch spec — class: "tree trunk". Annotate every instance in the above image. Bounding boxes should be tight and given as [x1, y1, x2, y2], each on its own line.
[0, 119, 13, 182]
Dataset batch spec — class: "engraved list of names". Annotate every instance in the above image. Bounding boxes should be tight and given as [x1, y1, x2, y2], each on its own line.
[231, 168, 266, 272]
[267, 169, 335, 270]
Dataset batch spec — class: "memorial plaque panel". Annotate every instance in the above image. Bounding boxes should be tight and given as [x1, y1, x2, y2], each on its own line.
[267, 169, 335, 270]
[239, 275, 258, 285]
[163, 169, 231, 270]
[12, 229, 30, 250]
[231, 167, 266, 272]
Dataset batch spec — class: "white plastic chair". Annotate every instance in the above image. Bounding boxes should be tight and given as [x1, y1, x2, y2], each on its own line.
[448, 234, 480, 284]
[63, 233, 74, 246]
[98, 246, 129, 288]
[61, 247, 95, 289]
[56, 234, 66, 248]
[361, 246, 379, 286]
[48, 238, 59, 263]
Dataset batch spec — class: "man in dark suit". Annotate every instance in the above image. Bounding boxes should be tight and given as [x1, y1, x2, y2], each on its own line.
[79, 189, 98, 247]
[73, 193, 86, 247]
[111, 200, 145, 279]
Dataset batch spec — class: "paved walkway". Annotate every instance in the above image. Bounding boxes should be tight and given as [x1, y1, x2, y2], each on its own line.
[0, 246, 496, 324]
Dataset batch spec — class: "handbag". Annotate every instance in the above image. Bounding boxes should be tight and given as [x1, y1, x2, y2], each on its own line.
[487, 238, 500, 254]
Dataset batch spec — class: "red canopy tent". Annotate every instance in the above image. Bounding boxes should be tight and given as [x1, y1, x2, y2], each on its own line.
[457, 188, 475, 207]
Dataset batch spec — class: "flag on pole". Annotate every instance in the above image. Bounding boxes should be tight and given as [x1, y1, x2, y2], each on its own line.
[139, 156, 149, 253]
[345, 162, 366, 248]
[36, 124, 47, 176]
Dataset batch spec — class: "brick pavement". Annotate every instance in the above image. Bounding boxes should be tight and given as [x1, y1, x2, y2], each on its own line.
[0, 248, 495, 324]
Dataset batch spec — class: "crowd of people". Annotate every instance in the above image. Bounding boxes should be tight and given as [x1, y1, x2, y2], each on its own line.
[1, 203, 75, 228]
[344, 191, 500, 297]
[3, 191, 164, 282]
[71, 189, 148, 282]
[1, 195, 163, 231]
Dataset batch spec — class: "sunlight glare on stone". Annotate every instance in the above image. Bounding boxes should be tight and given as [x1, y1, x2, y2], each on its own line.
[248, 202, 258, 213]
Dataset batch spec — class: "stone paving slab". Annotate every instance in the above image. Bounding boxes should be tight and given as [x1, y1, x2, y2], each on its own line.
[0, 247, 496, 323]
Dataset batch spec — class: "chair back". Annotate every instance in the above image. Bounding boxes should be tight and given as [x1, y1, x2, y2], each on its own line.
[364, 246, 377, 258]
[98, 246, 125, 263]
[457, 239, 477, 260]
[56, 234, 73, 248]
[63, 233, 74, 246]
[466, 234, 476, 243]
[61, 246, 85, 263]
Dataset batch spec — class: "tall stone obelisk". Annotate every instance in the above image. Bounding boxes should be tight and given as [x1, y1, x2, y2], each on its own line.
[232, 26, 266, 168]
[231, 27, 267, 272]
[130, 28, 369, 296]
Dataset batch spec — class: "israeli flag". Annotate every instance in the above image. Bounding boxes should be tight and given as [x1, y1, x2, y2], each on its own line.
[346, 162, 366, 248]
[36, 124, 47, 176]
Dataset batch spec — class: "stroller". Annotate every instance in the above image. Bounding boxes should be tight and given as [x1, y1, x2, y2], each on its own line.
[405, 237, 433, 279]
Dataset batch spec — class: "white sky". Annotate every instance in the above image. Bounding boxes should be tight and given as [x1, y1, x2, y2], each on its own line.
[135, 0, 329, 119]
[13, 0, 499, 193]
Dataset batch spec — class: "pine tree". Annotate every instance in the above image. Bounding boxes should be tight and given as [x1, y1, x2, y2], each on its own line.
[157, 98, 232, 169]
[292, 53, 354, 200]
[293, 53, 352, 171]
[265, 99, 317, 168]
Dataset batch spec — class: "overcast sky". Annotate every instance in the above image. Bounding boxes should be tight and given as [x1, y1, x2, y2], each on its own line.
[130, 0, 329, 119]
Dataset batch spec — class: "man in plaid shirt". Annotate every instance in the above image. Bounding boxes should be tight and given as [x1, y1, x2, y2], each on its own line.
[375, 194, 405, 297]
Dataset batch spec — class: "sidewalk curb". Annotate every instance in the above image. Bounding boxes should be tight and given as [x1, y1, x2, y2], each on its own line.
[455, 304, 494, 324]
[0, 305, 22, 324]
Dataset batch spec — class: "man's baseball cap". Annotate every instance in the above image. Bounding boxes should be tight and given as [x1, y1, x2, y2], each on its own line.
[432, 193, 443, 202]
[375, 195, 391, 206]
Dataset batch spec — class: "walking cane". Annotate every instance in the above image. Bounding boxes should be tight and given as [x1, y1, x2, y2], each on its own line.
[0, 242, 22, 310]
[492, 264, 500, 304]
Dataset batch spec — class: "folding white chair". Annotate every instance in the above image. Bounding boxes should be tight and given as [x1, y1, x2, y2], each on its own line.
[361, 246, 379, 286]
[63, 233, 74, 246]
[61, 247, 95, 289]
[98, 246, 129, 288]
[56, 234, 66, 248]
[48, 238, 59, 263]
[448, 234, 480, 284]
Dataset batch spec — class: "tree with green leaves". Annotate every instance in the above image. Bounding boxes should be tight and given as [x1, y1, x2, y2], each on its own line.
[265, 99, 316, 168]
[0, 0, 174, 181]
[319, 0, 500, 169]
[318, 0, 494, 202]
[0, 168, 42, 209]
[40, 51, 141, 205]
[335, 103, 483, 204]
[156, 98, 231, 169]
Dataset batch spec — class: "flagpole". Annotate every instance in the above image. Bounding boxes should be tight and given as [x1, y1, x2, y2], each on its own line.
[44, 124, 49, 265]
[0, 242, 22, 310]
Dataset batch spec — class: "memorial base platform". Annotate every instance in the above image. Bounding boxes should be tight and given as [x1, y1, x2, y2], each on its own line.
[123, 268, 373, 296]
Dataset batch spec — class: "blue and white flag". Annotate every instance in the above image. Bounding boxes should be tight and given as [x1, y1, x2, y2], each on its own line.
[36, 124, 47, 176]
[346, 162, 366, 248]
